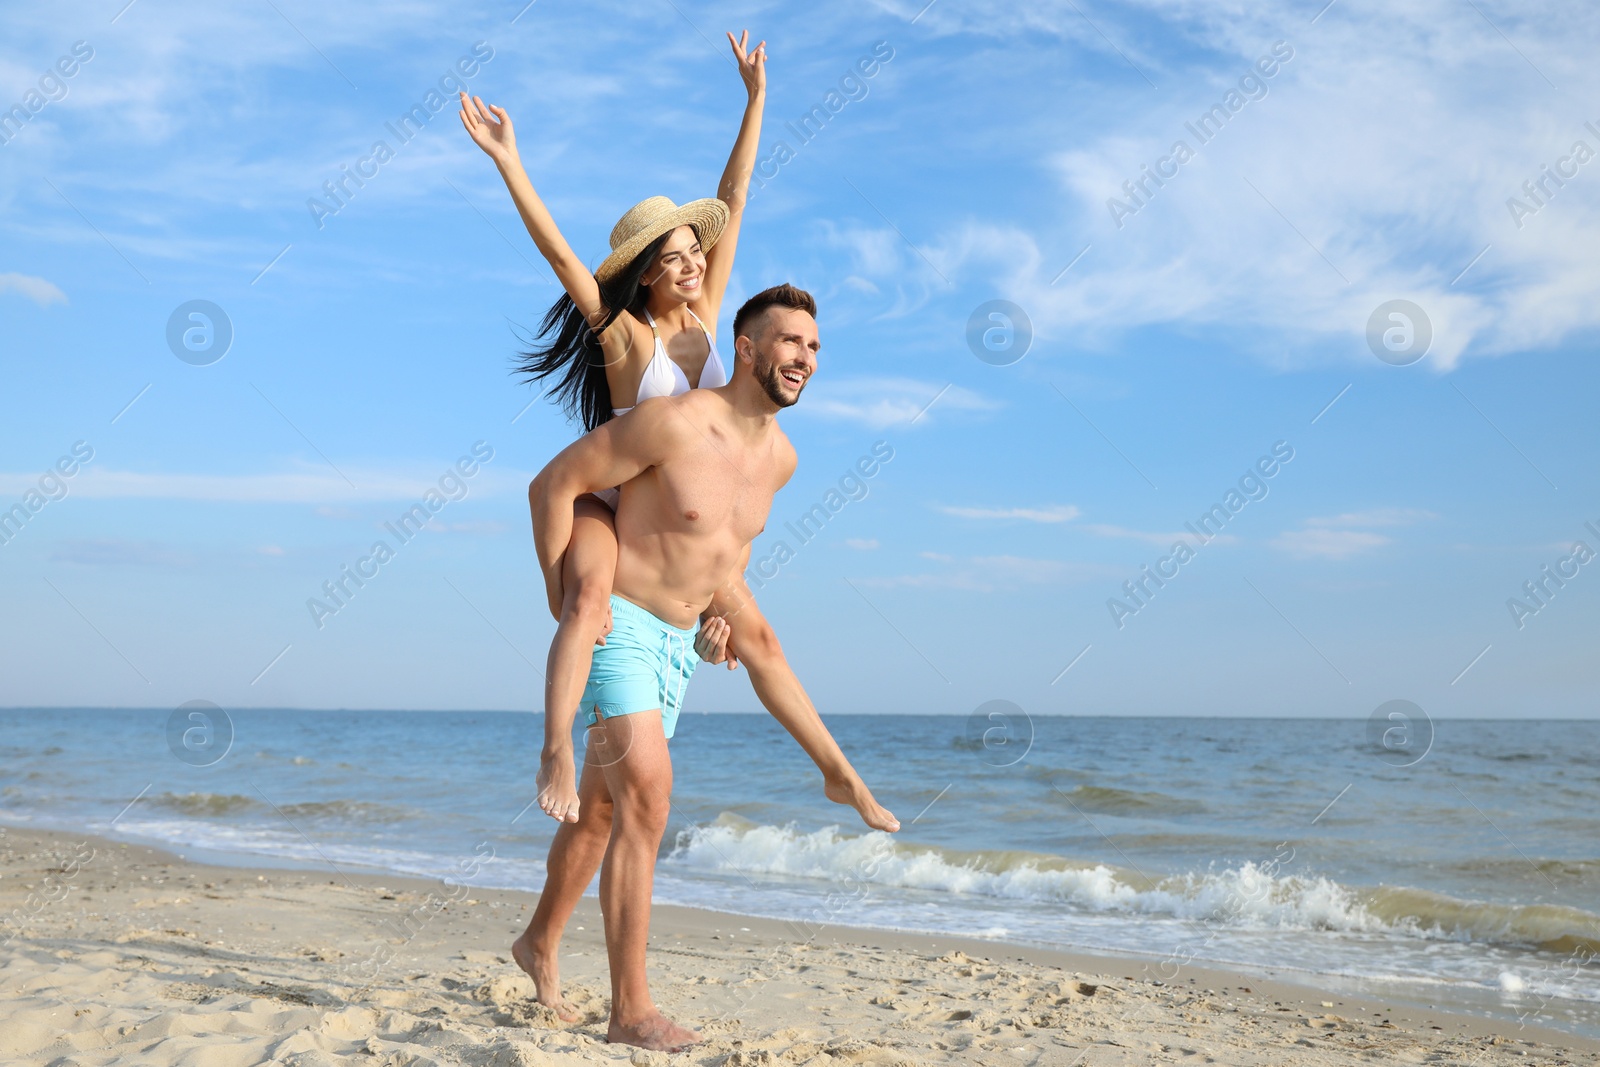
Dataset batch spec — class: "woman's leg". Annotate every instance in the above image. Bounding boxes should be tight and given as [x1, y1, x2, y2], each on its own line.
[537, 496, 618, 822]
[513, 736, 616, 1020]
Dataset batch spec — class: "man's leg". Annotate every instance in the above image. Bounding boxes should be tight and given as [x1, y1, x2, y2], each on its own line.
[593, 710, 701, 1051]
[513, 733, 616, 1021]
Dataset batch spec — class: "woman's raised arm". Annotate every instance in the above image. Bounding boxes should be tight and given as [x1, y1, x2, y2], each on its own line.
[697, 30, 766, 326]
[459, 93, 608, 326]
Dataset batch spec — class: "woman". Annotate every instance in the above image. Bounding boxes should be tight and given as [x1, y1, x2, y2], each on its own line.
[458, 31, 764, 826]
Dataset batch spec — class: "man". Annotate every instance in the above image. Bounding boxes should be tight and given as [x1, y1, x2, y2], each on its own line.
[516, 284, 898, 1052]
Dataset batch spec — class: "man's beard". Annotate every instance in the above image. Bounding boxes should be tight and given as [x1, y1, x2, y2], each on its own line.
[755, 353, 803, 409]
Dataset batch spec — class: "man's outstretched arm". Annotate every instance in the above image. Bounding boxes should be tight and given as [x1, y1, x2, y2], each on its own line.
[705, 557, 900, 832]
[528, 397, 682, 619]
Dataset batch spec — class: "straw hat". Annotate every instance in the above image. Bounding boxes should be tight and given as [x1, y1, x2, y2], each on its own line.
[595, 195, 729, 283]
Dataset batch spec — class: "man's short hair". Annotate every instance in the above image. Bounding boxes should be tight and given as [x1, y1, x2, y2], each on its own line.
[732, 283, 817, 341]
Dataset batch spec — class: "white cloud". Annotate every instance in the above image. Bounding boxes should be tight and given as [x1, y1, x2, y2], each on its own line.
[50, 539, 196, 568]
[1305, 508, 1437, 529]
[0, 464, 530, 503]
[1271, 527, 1392, 560]
[1079, 521, 1206, 547]
[857, 552, 1118, 590]
[937, 504, 1081, 523]
[436, 520, 509, 536]
[0, 273, 66, 307]
[844, 538, 879, 550]
[799, 376, 999, 428]
[1272, 507, 1432, 559]
[862, 0, 1600, 369]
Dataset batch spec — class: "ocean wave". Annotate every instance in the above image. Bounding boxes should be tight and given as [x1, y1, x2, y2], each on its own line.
[278, 799, 412, 823]
[1366, 887, 1600, 955]
[150, 792, 260, 817]
[1445, 855, 1600, 888]
[666, 816, 1600, 956]
[143, 793, 411, 823]
[1052, 784, 1206, 816]
[98, 817, 520, 888]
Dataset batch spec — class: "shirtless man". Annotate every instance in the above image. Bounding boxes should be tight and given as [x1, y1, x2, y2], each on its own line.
[519, 284, 899, 1051]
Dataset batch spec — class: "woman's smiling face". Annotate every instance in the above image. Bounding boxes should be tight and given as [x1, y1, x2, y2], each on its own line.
[643, 225, 706, 303]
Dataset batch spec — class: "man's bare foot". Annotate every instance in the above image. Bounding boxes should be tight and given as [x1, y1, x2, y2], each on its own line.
[825, 773, 900, 832]
[537, 748, 581, 823]
[607, 1011, 702, 1051]
[511, 932, 581, 1023]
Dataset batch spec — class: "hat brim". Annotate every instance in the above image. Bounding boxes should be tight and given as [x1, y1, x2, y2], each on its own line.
[595, 198, 730, 284]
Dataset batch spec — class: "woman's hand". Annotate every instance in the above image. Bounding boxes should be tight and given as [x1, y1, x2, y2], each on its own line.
[695, 615, 740, 669]
[459, 92, 518, 166]
[726, 29, 766, 101]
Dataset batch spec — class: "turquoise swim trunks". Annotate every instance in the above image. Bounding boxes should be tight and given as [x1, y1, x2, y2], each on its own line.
[581, 595, 701, 740]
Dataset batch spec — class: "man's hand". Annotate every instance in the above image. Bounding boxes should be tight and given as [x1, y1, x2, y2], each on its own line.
[694, 615, 739, 668]
[459, 92, 517, 166]
[726, 30, 766, 101]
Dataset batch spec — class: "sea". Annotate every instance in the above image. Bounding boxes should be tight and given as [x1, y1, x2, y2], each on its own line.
[2, 709, 1597, 1037]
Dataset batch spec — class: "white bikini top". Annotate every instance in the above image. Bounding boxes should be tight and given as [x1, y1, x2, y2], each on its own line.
[612, 308, 727, 416]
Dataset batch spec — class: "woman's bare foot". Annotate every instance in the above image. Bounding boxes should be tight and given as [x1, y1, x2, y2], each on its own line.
[607, 1011, 702, 1051]
[537, 747, 581, 823]
[824, 772, 900, 832]
[511, 932, 581, 1023]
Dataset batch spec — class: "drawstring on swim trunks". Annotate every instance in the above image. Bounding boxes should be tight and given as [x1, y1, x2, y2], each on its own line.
[660, 629, 693, 719]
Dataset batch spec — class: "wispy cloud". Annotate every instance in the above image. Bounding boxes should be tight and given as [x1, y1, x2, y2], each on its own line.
[1304, 508, 1437, 529]
[1270, 528, 1392, 561]
[0, 465, 529, 503]
[856, 552, 1117, 590]
[799, 376, 998, 428]
[937, 503, 1080, 523]
[0, 273, 67, 307]
[1272, 508, 1434, 559]
[50, 539, 196, 568]
[859, 1, 1600, 370]
[1078, 521, 1221, 547]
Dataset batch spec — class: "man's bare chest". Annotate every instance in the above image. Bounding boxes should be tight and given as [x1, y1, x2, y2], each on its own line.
[650, 438, 776, 544]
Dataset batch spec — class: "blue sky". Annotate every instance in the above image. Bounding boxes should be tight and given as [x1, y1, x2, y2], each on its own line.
[3, 0, 1597, 719]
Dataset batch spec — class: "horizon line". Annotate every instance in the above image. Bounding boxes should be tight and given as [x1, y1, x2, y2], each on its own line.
[1, 706, 1595, 722]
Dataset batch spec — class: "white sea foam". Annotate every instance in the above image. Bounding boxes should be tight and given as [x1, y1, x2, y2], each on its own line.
[665, 816, 1600, 957]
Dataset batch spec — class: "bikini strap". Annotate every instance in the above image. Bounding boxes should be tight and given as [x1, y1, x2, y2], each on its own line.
[643, 309, 662, 346]
[685, 306, 714, 341]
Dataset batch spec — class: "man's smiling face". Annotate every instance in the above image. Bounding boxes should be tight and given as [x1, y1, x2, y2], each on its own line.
[749, 306, 819, 409]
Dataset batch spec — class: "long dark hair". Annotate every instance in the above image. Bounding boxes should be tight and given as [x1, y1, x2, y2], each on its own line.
[513, 228, 691, 432]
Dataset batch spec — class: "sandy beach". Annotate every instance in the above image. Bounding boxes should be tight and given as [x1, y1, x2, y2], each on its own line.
[0, 825, 1594, 1066]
